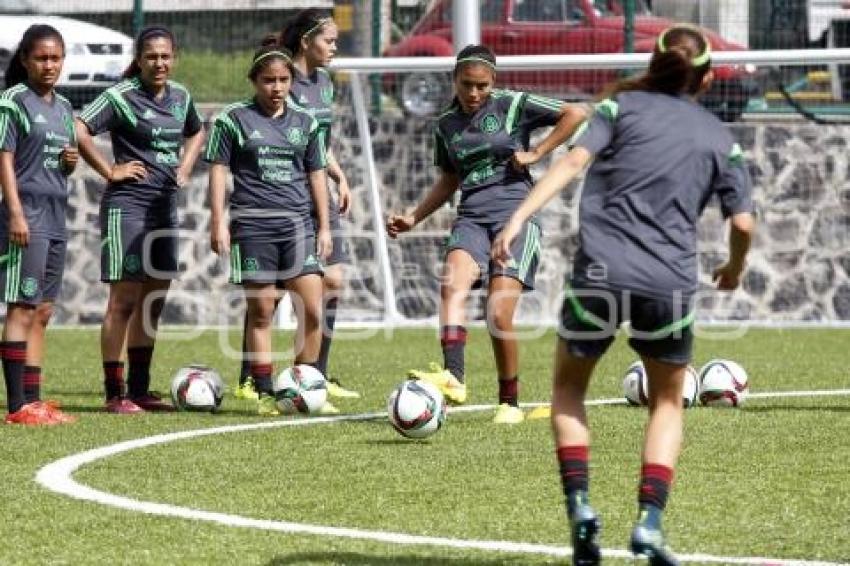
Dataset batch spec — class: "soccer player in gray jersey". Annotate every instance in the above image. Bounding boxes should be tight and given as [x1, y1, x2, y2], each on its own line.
[205, 44, 331, 417]
[234, 10, 358, 408]
[494, 25, 755, 565]
[0, 25, 78, 425]
[387, 45, 587, 425]
[76, 26, 205, 414]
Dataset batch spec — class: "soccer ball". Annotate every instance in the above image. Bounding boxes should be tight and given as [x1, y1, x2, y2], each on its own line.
[273, 365, 328, 415]
[622, 361, 699, 408]
[387, 380, 447, 439]
[170, 365, 225, 412]
[622, 361, 649, 406]
[699, 359, 749, 407]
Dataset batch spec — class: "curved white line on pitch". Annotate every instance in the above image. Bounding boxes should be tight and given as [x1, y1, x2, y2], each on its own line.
[36, 392, 850, 566]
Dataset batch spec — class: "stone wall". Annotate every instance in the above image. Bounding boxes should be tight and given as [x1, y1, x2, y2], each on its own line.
[54, 119, 850, 325]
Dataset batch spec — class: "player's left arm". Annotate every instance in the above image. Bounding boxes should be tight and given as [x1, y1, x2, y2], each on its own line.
[308, 168, 332, 261]
[493, 146, 593, 262]
[513, 102, 589, 167]
[325, 148, 351, 215]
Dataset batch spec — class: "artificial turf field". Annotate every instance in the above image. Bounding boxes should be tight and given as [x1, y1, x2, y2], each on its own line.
[1, 327, 849, 565]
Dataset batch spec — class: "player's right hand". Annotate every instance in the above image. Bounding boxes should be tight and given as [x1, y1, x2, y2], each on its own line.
[712, 262, 744, 291]
[386, 213, 415, 239]
[491, 218, 521, 266]
[109, 161, 147, 183]
[8, 213, 29, 247]
[210, 224, 230, 255]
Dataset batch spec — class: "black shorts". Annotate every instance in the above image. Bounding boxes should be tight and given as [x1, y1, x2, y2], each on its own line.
[100, 203, 178, 282]
[230, 237, 323, 286]
[446, 217, 542, 290]
[558, 285, 694, 365]
[0, 237, 66, 305]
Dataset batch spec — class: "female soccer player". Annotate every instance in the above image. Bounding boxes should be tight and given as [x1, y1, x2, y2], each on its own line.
[493, 25, 755, 564]
[386, 45, 587, 424]
[0, 24, 78, 425]
[76, 25, 205, 413]
[234, 11, 357, 408]
[205, 43, 331, 416]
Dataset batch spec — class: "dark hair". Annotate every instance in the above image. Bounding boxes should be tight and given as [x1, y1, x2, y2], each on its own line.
[453, 44, 496, 77]
[122, 25, 176, 79]
[605, 25, 711, 97]
[248, 39, 295, 81]
[280, 8, 333, 55]
[4, 24, 65, 88]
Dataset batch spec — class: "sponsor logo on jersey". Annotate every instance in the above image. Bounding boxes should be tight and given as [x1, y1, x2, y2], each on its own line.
[320, 86, 333, 105]
[450, 132, 462, 144]
[33, 114, 47, 124]
[142, 108, 157, 120]
[480, 114, 501, 135]
[299, 95, 310, 104]
[249, 129, 264, 140]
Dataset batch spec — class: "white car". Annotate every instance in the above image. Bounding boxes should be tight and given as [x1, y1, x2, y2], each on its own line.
[0, 14, 133, 107]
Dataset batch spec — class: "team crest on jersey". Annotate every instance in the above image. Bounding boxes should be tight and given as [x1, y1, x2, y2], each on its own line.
[480, 114, 501, 134]
[243, 257, 260, 272]
[287, 127, 306, 146]
[170, 103, 187, 122]
[124, 254, 141, 274]
[19, 277, 38, 298]
[320, 86, 333, 105]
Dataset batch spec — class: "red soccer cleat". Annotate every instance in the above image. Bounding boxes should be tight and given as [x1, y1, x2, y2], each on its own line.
[5, 402, 62, 425]
[129, 391, 175, 412]
[105, 397, 145, 414]
[34, 401, 78, 424]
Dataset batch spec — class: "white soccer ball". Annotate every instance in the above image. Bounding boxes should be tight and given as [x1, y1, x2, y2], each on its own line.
[699, 359, 749, 407]
[387, 380, 447, 439]
[622, 361, 699, 408]
[273, 365, 328, 415]
[170, 365, 225, 412]
[622, 361, 649, 406]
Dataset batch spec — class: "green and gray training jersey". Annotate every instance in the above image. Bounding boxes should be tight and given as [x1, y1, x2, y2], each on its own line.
[0, 83, 75, 239]
[79, 78, 202, 206]
[434, 89, 562, 222]
[572, 90, 754, 298]
[290, 67, 334, 150]
[203, 99, 327, 241]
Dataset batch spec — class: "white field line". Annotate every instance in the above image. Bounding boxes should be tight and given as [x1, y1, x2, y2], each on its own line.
[35, 392, 850, 566]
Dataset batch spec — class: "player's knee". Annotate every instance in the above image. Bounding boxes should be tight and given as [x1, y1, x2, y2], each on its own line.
[488, 308, 514, 332]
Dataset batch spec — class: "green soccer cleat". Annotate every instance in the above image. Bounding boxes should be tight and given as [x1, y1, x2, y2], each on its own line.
[318, 400, 341, 415]
[630, 523, 679, 566]
[234, 379, 259, 401]
[570, 503, 601, 566]
[493, 403, 525, 424]
[408, 362, 467, 405]
[326, 378, 360, 399]
[257, 393, 280, 416]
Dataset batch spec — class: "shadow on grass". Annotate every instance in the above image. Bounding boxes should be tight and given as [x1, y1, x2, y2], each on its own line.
[266, 552, 537, 565]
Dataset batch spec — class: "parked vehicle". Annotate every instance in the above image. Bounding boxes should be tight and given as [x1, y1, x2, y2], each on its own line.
[384, 0, 757, 121]
[0, 14, 133, 107]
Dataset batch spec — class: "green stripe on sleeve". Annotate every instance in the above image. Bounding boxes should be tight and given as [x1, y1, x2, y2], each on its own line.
[505, 92, 524, 134]
[594, 98, 619, 122]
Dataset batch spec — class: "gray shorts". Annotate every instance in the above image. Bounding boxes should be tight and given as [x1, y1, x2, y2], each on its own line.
[230, 237, 323, 286]
[100, 201, 179, 282]
[446, 217, 542, 290]
[0, 237, 66, 305]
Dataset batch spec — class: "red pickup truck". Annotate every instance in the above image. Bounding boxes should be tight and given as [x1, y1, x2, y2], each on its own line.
[385, 0, 756, 121]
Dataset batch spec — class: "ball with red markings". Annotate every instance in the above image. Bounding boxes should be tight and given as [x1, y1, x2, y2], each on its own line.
[170, 365, 225, 412]
[387, 380, 446, 439]
[273, 365, 328, 415]
[698, 359, 749, 407]
[622, 361, 699, 408]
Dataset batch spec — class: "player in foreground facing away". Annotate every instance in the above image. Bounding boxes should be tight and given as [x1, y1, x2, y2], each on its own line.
[234, 9, 359, 408]
[205, 44, 331, 416]
[76, 26, 205, 413]
[493, 25, 755, 565]
[386, 45, 587, 424]
[0, 25, 78, 425]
